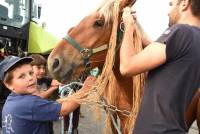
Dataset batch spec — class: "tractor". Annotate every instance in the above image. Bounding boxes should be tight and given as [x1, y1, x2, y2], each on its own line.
[0, 0, 41, 56]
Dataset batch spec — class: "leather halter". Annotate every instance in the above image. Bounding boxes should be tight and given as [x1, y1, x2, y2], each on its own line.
[63, 35, 108, 67]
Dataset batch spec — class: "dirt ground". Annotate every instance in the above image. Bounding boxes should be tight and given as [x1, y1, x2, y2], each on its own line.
[53, 105, 199, 134]
[53, 105, 105, 134]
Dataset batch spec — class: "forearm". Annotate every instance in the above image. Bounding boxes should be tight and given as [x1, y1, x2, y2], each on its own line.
[37, 86, 57, 99]
[59, 100, 80, 116]
[57, 76, 96, 116]
[136, 22, 152, 48]
[58, 89, 87, 116]
[120, 24, 136, 74]
[142, 35, 152, 48]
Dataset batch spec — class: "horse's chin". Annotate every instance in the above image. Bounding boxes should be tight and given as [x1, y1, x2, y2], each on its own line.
[56, 75, 73, 84]
[57, 71, 80, 84]
[49, 65, 84, 84]
[60, 78, 71, 84]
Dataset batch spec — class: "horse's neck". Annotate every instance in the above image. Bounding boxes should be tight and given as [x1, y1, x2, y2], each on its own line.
[114, 68, 133, 88]
[112, 68, 134, 105]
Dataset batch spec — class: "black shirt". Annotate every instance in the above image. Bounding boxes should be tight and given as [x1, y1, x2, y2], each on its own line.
[134, 24, 200, 134]
[37, 77, 52, 91]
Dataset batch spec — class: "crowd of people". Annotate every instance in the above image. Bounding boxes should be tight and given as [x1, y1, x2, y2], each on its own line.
[0, 0, 200, 133]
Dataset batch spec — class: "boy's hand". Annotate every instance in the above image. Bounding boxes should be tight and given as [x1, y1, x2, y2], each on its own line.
[51, 79, 64, 87]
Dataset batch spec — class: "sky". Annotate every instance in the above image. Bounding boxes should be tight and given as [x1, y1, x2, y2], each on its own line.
[39, 0, 170, 41]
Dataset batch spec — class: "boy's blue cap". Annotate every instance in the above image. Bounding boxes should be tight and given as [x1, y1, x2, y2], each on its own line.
[0, 56, 32, 81]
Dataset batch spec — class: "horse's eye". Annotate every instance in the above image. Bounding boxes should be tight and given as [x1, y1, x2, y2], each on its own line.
[93, 19, 104, 27]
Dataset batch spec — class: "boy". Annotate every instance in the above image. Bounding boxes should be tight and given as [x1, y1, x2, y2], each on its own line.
[0, 56, 95, 134]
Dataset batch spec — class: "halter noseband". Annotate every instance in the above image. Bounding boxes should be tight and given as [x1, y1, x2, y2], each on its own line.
[63, 35, 108, 67]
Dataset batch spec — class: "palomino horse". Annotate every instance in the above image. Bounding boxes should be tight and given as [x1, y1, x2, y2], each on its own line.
[48, 0, 200, 133]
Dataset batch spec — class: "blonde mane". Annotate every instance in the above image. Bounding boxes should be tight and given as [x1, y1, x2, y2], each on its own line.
[97, 0, 119, 25]
[94, 0, 145, 133]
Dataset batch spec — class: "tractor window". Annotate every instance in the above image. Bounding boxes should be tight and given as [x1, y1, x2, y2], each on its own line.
[0, 0, 30, 28]
[31, 0, 42, 23]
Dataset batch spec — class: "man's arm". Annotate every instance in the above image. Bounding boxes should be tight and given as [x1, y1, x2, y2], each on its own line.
[120, 7, 166, 76]
[136, 22, 153, 48]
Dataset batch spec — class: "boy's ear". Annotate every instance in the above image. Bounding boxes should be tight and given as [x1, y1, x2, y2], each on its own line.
[4, 82, 14, 91]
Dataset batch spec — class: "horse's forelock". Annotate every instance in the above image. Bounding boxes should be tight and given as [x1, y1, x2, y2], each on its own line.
[96, 0, 120, 25]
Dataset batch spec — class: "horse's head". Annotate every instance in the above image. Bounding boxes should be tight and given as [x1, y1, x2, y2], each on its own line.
[48, 0, 136, 83]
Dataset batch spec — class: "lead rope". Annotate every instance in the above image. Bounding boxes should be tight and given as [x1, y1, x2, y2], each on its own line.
[110, 113, 122, 134]
[59, 67, 99, 134]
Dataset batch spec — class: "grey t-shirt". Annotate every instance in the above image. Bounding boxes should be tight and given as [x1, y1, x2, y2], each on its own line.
[133, 24, 200, 134]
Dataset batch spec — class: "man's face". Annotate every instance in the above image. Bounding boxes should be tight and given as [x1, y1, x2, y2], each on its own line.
[9, 64, 38, 94]
[168, 0, 182, 26]
[32, 65, 46, 79]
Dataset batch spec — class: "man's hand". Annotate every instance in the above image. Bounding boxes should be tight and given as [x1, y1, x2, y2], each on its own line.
[122, 7, 136, 28]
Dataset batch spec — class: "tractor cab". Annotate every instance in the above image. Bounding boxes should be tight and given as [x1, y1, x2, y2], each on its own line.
[0, 0, 41, 56]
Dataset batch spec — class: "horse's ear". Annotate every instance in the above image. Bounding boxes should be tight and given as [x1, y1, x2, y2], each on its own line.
[68, 27, 74, 33]
[120, 0, 136, 8]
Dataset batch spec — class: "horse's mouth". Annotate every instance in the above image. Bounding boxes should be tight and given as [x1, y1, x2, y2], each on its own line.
[59, 69, 74, 84]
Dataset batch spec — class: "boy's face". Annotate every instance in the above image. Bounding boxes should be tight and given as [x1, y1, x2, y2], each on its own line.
[7, 64, 38, 94]
[32, 65, 46, 79]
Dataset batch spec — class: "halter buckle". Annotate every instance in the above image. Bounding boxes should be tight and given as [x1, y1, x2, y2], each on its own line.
[80, 49, 92, 59]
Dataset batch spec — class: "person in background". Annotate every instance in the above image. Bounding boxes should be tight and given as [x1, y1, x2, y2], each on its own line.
[31, 54, 61, 99]
[0, 56, 95, 134]
[0, 42, 5, 62]
[0, 80, 10, 130]
[120, 0, 200, 133]
[0, 46, 10, 130]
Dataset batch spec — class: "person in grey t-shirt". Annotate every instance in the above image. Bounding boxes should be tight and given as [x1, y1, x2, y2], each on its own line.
[120, 0, 200, 133]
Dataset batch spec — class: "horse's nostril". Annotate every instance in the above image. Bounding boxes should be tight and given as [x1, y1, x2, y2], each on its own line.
[52, 58, 60, 70]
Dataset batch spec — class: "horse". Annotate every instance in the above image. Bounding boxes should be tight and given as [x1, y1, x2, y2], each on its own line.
[47, 0, 200, 133]
[48, 0, 143, 133]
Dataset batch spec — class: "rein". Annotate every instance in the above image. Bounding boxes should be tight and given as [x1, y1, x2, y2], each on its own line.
[63, 35, 108, 67]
